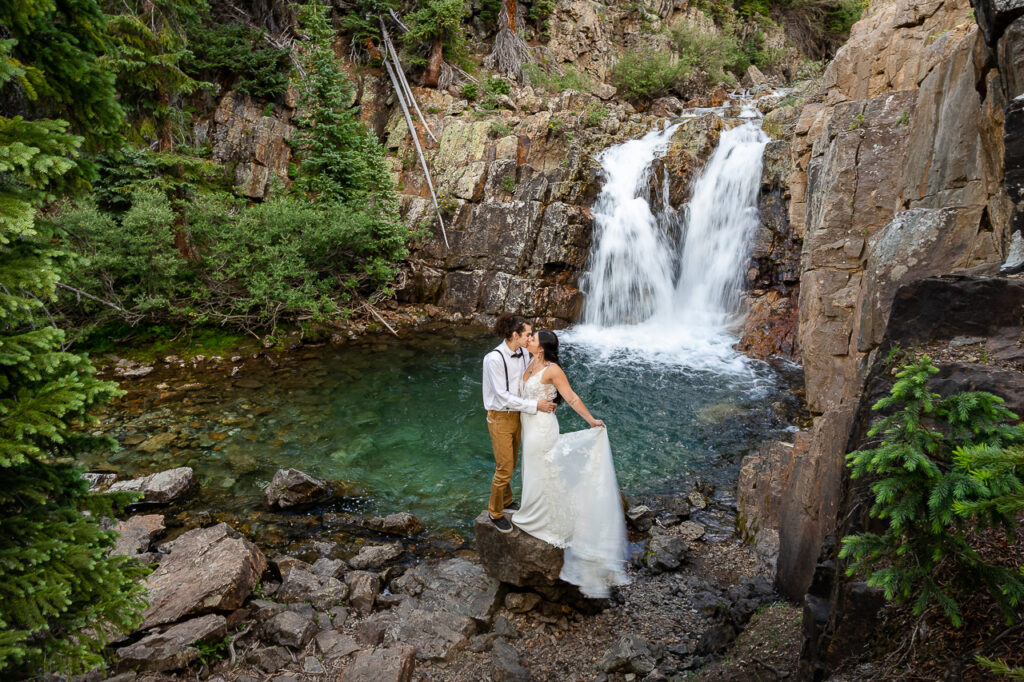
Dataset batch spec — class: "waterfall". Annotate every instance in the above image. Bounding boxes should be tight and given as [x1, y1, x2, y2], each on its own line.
[570, 117, 770, 371]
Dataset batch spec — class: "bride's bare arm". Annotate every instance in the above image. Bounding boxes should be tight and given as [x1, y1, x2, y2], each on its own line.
[547, 365, 605, 428]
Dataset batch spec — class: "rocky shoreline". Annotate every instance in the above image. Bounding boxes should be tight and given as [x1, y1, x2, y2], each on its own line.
[76, 421, 806, 682]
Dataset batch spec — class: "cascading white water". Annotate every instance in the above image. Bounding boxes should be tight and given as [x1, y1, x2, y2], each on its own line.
[569, 117, 770, 373]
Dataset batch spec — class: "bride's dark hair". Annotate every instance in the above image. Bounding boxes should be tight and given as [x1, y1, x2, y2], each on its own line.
[536, 330, 563, 405]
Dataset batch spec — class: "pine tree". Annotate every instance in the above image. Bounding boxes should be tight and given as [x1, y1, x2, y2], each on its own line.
[1, 1, 150, 676]
[841, 357, 1024, 626]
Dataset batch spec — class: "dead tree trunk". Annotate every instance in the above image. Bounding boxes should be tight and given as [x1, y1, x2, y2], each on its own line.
[486, 0, 530, 81]
[422, 38, 443, 87]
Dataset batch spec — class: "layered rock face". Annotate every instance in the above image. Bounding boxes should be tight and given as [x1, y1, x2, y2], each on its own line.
[777, 0, 1023, 605]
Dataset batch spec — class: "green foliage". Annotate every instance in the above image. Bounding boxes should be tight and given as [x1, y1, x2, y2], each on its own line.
[102, 4, 210, 147]
[521, 63, 591, 93]
[840, 358, 1024, 627]
[484, 76, 512, 96]
[91, 147, 224, 211]
[401, 0, 471, 70]
[501, 175, 517, 193]
[849, 112, 865, 129]
[977, 655, 1024, 679]
[291, 4, 398, 207]
[826, 0, 869, 35]
[610, 47, 688, 102]
[0, 1, 150, 674]
[182, 21, 292, 100]
[461, 82, 479, 100]
[670, 22, 746, 88]
[185, 192, 408, 328]
[340, 0, 399, 53]
[489, 120, 514, 137]
[581, 103, 608, 127]
[547, 117, 567, 135]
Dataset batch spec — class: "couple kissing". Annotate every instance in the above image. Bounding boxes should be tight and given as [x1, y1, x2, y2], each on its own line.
[481, 313, 629, 598]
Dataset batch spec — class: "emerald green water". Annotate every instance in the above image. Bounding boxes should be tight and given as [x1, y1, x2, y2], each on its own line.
[85, 328, 799, 534]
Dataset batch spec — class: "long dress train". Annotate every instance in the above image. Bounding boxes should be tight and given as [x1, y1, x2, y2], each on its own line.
[513, 367, 630, 598]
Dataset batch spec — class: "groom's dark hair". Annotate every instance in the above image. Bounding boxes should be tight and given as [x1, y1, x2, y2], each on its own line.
[494, 314, 528, 339]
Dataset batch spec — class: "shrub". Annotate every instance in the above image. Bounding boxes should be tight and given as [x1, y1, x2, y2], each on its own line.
[182, 21, 292, 100]
[501, 175, 517, 193]
[461, 82, 479, 99]
[670, 22, 746, 87]
[521, 63, 591, 93]
[840, 357, 1024, 627]
[581, 103, 608, 127]
[610, 47, 689, 102]
[401, 0, 472, 71]
[484, 75, 512, 96]
[489, 120, 514, 137]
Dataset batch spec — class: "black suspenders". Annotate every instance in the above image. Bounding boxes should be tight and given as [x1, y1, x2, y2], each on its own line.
[489, 349, 510, 391]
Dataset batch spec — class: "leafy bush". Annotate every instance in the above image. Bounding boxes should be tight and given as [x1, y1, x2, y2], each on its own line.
[57, 190, 409, 331]
[489, 120, 514, 137]
[670, 23, 746, 88]
[484, 76, 512, 96]
[841, 358, 1024, 627]
[581, 103, 608, 127]
[521, 63, 591, 93]
[182, 21, 292, 100]
[610, 47, 688, 102]
[461, 82, 479, 99]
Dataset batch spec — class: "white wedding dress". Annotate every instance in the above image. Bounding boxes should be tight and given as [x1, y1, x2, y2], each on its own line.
[513, 366, 631, 598]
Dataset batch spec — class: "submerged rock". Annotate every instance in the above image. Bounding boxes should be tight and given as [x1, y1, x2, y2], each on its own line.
[106, 467, 195, 504]
[140, 523, 265, 630]
[365, 512, 426, 536]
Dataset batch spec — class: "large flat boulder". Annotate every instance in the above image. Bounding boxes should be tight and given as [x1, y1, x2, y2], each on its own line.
[140, 523, 266, 630]
[116, 614, 226, 672]
[106, 467, 195, 504]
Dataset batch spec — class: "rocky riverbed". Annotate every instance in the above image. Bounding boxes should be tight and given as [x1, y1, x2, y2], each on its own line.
[85, 458, 800, 682]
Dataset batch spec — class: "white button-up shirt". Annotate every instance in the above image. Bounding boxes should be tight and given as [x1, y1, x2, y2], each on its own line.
[482, 341, 537, 413]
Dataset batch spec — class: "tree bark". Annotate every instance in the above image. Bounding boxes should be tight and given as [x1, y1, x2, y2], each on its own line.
[422, 38, 443, 87]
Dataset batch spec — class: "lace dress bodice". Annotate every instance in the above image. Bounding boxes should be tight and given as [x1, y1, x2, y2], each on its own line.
[522, 366, 558, 403]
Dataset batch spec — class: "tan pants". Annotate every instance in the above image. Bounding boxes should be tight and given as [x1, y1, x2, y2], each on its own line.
[487, 410, 521, 519]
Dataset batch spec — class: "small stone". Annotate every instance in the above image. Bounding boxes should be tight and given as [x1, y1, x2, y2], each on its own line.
[106, 467, 195, 504]
[329, 605, 349, 626]
[263, 611, 317, 649]
[504, 592, 541, 613]
[686, 491, 709, 509]
[312, 557, 347, 579]
[491, 615, 520, 639]
[315, 630, 359, 659]
[676, 521, 706, 542]
[245, 645, 292, 674]
[302, 656, 325, 673]
[626, 505, 655, 532]
[339, 646, 416, 682]
[491, 638, 531, 682]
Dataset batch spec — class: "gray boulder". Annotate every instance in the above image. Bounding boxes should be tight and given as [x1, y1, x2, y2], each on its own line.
[315, 630, 359, 659]
[339, 646, 416, 682]
[644, 527, 688, 573]
[348, 542, 404, 571]
[263, 610, 317, 648]
[491, 638, 531, 682]
[276, 566, 348, 611]
[140, 523, 265, 630]
[245, 646, 292, 673]
[391, 558, 501, 626]
[364, 512, 426, 536]
[473, 511, 565, 591]
[346, 570, 381, 616]
[600, 634, 657, 675]
[264, 468, 330, 509]
[107, 467, 195, 504]
[116, 614, 226, 672]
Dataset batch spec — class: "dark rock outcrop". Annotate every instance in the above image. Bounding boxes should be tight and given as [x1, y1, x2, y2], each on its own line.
[474, 511, 572, 598]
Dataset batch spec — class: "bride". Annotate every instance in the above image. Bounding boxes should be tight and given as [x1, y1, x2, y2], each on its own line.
[512, 329, 630, 598]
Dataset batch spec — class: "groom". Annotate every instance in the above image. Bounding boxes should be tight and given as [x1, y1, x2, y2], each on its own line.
[482, 313, 556, 533]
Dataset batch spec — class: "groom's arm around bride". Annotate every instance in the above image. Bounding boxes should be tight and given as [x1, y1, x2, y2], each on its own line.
[482, 314, 555, 533]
